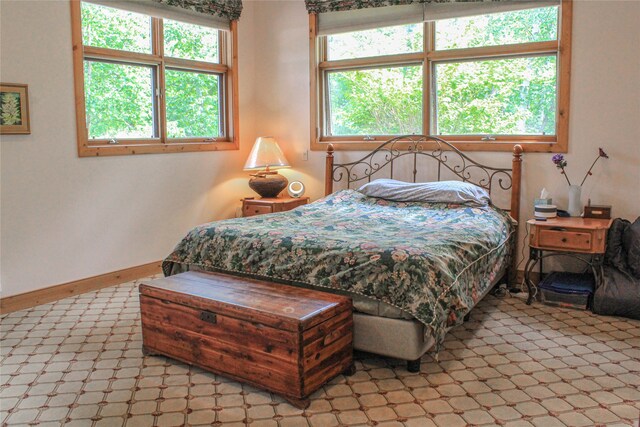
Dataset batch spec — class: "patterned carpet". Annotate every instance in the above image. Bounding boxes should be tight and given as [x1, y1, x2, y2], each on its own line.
[1, 276, 639, 427]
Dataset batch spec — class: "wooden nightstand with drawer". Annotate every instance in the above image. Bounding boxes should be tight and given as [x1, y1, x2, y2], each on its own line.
[524, 217, 613, 304]
[242, 197, 309, 217]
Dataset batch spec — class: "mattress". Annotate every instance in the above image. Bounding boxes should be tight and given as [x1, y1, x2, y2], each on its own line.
[163, 190, 515, 349]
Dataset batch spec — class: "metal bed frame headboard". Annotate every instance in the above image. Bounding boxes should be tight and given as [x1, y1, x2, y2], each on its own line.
[324, 135, 523, 224]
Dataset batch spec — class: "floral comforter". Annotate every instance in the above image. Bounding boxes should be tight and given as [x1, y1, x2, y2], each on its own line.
[163, 190, 516, 349]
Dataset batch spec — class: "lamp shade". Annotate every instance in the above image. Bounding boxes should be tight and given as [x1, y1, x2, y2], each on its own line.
[244, 137, 290, 171]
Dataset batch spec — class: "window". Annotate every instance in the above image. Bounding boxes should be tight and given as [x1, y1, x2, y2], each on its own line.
[310, 1, 572, 152]
[71, 1, 239, 156]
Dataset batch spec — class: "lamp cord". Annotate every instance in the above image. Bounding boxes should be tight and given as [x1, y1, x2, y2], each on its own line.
[507, 221, 538, 301]
[496, 221, 532, 300]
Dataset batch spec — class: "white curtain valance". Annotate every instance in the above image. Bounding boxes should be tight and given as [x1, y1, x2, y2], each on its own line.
[318, 3, 424, 36]
[316, 0, 560, 36]
[85, 0, 242, 30]
[423, 1, 559, 21]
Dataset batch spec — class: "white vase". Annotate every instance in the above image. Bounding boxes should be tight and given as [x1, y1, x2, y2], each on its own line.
[568, 185, 582, 217]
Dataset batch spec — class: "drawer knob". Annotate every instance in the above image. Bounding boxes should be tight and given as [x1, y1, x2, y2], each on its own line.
[561, 238, 567, 243]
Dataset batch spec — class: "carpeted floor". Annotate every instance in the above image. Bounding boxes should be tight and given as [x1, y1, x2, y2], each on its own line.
[1, 276, 639, 427]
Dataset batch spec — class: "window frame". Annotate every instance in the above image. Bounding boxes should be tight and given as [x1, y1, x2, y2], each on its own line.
[309, 0, 572, 153]
[70, 0, 239, 157]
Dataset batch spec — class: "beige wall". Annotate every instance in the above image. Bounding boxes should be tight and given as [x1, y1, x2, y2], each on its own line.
[0, 0, 257, 296]
[1, 0, 639, 297]
[250, 0, 640, 272]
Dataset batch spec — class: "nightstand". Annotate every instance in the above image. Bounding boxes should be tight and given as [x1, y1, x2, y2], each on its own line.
[242, 197, 310, 217]
[524, 217, 613, 305]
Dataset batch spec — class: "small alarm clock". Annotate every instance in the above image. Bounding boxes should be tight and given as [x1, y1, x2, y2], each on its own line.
[287, 181, 305, 198]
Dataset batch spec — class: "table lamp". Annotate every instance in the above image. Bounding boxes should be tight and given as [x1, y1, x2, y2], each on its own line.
[244, 136, 291, 198]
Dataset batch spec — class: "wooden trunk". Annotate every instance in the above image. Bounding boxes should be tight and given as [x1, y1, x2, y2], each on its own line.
[139, 271, 353, 408]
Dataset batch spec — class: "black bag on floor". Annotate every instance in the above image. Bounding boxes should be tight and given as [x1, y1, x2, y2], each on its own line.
[592, 217, 640, 319]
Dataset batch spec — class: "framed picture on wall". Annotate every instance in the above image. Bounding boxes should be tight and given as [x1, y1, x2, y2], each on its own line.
[0, 83, 30, 135]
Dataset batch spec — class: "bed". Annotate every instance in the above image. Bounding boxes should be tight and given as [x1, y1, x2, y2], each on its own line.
[163, 135, 523, 372]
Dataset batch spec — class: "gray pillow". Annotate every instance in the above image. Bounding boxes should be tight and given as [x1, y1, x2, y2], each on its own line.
[357, 179, 491, 206]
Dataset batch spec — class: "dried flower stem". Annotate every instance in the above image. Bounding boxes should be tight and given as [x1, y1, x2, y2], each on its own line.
[559, 167, 572, 186]
[580, 157, 602, 186]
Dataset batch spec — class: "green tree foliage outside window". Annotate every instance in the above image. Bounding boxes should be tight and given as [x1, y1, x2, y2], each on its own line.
[323, 6, 559, 138]
[435, 56, 557, 135]
[328, 24, 423, 61]
[81, 2, 151, 53]
[435, 7, 558, 50]
[329, 66, 423, 136]
[80, 2, 223, 140]
[84, 61, 155, 139]
[164, 20, 219, 63]
[166, 70, 220, 138]
[327, 25, 423, 136]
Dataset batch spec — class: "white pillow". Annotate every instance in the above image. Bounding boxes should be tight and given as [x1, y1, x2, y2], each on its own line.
[357, 179, 491, 206]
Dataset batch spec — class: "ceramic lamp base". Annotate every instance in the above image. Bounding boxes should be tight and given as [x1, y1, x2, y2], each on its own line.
[249, 173, 288, 198]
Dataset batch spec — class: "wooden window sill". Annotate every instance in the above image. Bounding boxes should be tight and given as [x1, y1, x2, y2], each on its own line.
[79, 141, 239, 157]
[311, 139, 567, 153]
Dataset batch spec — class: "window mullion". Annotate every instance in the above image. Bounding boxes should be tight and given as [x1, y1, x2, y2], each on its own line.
[319, 53, 423, 70]
[220, 31, 228, 138]
[324, 68, 331, 137]
[320, 36, 328, 139]
[218, 30, 229, 140]
[423, 21, 433, 137]
[218, 30, 225, 64]
[152, 18, 168, 144]
[428, 40, 558, 62]
[320, 35, 328, 62]
[82, 46, 161, 65]
[218, 72, 226, 139]
[164, 58, 228, 74]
